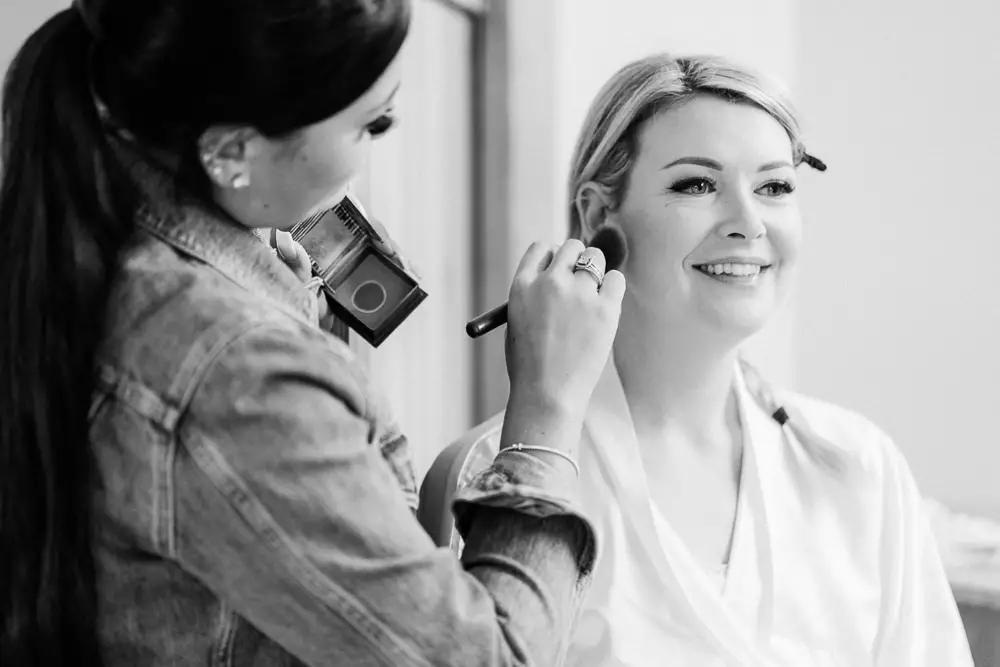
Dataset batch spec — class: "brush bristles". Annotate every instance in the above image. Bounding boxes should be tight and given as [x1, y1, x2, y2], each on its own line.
[590, 227, 628, 271]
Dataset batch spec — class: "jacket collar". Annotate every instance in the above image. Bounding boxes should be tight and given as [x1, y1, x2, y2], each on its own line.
[127, 154, 318, 325]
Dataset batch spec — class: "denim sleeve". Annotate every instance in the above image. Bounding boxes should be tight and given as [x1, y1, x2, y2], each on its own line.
[173, 322, 597, 667]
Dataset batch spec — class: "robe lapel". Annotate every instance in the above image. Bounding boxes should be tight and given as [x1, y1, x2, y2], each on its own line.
[731, 366, 783, 643]
[582, 359, 777, 665]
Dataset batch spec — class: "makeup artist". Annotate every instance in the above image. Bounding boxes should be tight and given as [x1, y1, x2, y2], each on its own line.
[0, 1, 625, 666]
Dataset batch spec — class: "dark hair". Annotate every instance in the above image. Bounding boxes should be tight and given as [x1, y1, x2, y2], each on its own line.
[0, 1, 410, 664]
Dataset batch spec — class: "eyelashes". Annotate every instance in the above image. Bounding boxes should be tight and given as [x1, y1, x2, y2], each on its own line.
[756, 180, 796, 197]
[670, 177, 716, 196]
[667, 176, 796, 198]
[366, 113, 396, 137]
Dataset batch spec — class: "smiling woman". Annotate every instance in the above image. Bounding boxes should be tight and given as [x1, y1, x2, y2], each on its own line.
[562, 53, 972, 667]
[455, 52, 974, 666]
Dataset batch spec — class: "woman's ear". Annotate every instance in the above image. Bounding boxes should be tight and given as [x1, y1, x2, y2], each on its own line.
[575, 182, 614, 242]
[197, 126, 260, 190]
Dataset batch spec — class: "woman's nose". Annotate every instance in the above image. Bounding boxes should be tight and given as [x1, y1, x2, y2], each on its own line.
[717, 191, 766, 240]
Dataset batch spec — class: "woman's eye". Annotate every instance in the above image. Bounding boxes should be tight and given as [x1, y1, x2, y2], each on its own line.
[366, 114, 396, 137]
[670, 177, 716, 196]
[756, 180, 796, 197]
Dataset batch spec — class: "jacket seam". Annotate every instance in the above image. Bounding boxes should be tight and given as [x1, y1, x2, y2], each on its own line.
[181, 424, 433, 667]
[175, 323, 430, 667]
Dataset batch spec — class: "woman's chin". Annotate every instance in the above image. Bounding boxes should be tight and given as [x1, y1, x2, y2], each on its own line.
[696, 302, 775, 341]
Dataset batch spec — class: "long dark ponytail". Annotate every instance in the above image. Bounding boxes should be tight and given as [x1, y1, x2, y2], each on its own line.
[1, 1, 410, 663]
[0, 9, 137, 666]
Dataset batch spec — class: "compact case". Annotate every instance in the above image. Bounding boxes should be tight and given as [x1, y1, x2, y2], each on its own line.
[289, 195, 426, 347]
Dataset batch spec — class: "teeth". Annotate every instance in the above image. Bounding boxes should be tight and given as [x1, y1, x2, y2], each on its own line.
[703, 263, 762, 277]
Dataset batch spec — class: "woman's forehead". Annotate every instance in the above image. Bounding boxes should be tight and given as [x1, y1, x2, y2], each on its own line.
[635, 96, 794, 167]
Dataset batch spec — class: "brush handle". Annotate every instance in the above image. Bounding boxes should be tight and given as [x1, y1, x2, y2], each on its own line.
[466, 302, 508, 338]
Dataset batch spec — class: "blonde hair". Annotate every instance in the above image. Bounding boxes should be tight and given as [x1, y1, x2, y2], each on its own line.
[568, 53, 824, 238]
[569, 53, 848, 477]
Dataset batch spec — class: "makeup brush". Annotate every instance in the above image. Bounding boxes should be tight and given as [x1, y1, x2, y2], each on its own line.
[465, 227, 628, 339]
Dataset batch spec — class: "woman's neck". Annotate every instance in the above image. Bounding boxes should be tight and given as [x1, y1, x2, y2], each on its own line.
[614, 302, 743, 453]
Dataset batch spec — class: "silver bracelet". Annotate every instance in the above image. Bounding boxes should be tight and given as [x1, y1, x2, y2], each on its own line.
[497, 443, 581, 478]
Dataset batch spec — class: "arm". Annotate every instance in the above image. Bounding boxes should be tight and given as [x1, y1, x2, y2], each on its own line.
[872, 439, 973, 666]
[173, 322, 595, 667]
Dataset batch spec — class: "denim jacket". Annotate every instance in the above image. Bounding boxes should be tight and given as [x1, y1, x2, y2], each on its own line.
[89, 167, 597, 666]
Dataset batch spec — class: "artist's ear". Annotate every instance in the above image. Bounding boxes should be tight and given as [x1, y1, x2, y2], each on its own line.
[197, 125, 261, 190]
[575, 182, 614, 242]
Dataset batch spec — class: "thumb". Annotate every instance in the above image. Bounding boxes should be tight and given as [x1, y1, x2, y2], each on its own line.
[272, 229, 312, 282]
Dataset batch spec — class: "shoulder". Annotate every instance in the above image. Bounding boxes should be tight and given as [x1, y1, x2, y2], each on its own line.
[110, 230, 308, 337]
[100, 233, 368, 421]
[775, 386, 909, 482]
[780, 388, 891, 449]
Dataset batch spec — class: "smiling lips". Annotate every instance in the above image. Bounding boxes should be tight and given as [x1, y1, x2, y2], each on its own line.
[693, 260, 772, 282]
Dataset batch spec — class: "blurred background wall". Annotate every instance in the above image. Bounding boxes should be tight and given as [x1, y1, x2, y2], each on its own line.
[3, 0, 998, 518]
[537, 0, 1000, 519]
[794, 0, 1000, 520]
[485, 0, 1000, 519]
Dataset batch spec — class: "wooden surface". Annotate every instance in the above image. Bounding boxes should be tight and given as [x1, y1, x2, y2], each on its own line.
[960, 601, 1000, 667]
[951, 564, 1000, 666]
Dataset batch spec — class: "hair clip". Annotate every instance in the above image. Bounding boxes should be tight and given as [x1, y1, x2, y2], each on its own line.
[800, 153, 828, 172]
[771, 406, 790, 425]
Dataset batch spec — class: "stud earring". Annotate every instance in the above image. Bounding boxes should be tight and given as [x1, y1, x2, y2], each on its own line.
[230, 172, 250, 190]
[206, 162, 224, 182]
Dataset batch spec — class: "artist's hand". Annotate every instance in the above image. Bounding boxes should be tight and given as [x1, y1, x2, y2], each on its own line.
[270, 229, 335, 329]
[502, 239, 626, 457]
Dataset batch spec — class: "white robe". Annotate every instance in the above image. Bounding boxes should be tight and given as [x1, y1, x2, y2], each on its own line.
[566, 359, 973, 667]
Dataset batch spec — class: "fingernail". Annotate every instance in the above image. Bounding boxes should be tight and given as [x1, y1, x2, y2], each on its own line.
[275, 231, 294, 261]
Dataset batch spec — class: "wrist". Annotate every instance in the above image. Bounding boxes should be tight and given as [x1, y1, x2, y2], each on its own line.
[502, 391, 586, 457]
[497, 443, 581, 478]
[507, 383, 586, 421]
